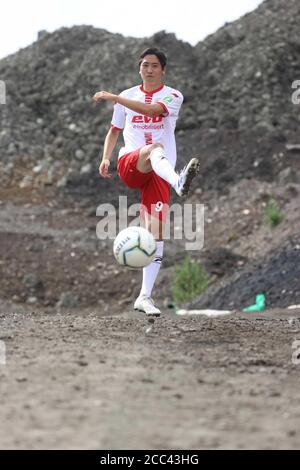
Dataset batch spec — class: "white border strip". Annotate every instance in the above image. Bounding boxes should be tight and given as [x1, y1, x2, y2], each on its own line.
[176, 309, 232, 317]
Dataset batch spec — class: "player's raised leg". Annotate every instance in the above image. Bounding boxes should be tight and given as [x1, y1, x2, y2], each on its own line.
[137, 143, 200, 197]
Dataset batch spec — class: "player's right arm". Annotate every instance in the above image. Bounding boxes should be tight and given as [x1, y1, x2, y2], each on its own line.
[93, 91, 165, 117]
[99, 127, 120, 178]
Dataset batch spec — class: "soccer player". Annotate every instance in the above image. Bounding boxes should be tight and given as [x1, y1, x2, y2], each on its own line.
[93, 47, 200, 316]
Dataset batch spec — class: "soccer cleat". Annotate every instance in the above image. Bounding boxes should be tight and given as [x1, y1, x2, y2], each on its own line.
[174, 158, 201, 197]
[134, 295, 161, 317]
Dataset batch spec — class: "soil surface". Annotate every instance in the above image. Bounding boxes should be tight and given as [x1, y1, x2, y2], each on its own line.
[1, 305, 300, 450]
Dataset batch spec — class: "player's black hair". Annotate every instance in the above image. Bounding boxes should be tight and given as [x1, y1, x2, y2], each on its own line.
[139, 47, 167, 69]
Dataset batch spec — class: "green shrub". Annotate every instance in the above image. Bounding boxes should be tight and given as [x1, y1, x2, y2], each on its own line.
[264, 199, 284, 228]
[172, 256, 211, 305]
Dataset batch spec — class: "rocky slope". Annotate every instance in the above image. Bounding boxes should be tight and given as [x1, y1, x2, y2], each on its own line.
[0, 0, 300, 310]
[0, 0, 300, 192]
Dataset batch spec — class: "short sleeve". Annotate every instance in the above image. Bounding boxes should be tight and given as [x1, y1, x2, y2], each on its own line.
[155, 91, 183, 117]
[111, 92, 126, 130]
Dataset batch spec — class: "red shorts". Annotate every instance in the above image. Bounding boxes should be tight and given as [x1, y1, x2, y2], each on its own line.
[117, 149, 170, 221]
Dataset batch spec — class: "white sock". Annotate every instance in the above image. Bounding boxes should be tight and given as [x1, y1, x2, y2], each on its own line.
[149, 147, 179, 187]
[140, 241, 164, 298]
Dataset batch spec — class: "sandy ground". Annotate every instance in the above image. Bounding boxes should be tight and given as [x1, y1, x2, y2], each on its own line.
[1, 304, 300, 450]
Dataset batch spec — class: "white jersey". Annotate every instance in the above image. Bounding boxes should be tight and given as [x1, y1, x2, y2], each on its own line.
[111, 83, 183, 168]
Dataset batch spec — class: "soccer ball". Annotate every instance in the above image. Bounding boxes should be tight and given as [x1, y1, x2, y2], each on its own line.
[113, 226, 157, 269]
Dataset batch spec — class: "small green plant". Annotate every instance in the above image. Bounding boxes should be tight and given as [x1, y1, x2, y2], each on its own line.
[172, 256, 211, 305]
[264, 199, 284, 228]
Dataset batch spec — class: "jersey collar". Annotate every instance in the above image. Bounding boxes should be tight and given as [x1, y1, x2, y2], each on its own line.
[140, 83, 164, 95]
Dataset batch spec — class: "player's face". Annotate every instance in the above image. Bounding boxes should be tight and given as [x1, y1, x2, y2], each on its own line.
[139, 55, 165, 84]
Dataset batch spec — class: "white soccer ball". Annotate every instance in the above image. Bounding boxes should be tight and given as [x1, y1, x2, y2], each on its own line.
[113, 226, 157, 269]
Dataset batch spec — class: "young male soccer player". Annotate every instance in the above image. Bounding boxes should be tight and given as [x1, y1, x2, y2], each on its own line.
[93, 47, 200, 316]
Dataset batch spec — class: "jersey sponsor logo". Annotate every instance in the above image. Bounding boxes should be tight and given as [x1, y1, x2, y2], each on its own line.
[132, 115, 163, 123]
[133, 123, 164, 130]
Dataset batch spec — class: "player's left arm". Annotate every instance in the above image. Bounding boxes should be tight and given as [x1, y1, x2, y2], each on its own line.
[92, 91, 164, 116]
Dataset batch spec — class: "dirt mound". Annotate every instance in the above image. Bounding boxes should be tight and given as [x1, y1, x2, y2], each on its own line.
[1, 0, 300, 193]
[189, 234, 300, 310]
[0, 0, 300, 312]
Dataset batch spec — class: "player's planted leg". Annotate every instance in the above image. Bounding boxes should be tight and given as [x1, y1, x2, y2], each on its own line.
[134, 240, 163, 316]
